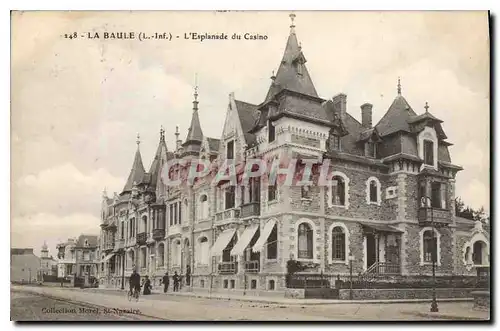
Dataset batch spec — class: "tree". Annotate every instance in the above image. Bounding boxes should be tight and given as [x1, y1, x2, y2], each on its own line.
[455, 197, 489, 224]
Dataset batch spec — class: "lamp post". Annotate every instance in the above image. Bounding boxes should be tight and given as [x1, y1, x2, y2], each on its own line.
[421, 196, 439, 312]
[348, 254, 355, 300]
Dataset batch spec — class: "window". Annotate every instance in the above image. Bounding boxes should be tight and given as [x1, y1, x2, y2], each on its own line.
[158, 244, 164, 266]
[141, 247, 147, 268]
[174, 203, 178, 225]
[267, 225, 278, 260]
[298, 223, 313, 259]
[178, 201, 182, 224]
[431, 182, 447, 209]
[230, 280, 235, 289]
[128, 250, 135, 267]
[169, 205, 174, 226]
[240, 185, 245, 205]
[331, 176, 345, 206]
[423, 140, 434, 166]
[366, 142, 376, 158]
[250, 177, 261, 202]
[84, 239, 89, 247]
[226, 140, 234, 160]
[223, 279, 229, 288]
[268, 120, 276, 143]
[225, 186, 235, 209]
[473, 241, 485, 265]
[200, 279, 205, 288]
[423, 230, 437, 263]
[141, 216, 147, 233]
[331, 227, 346, 261]
[120, 222, 124, 239]
[331, 134, 340, 151]
[198, 237, 209, 265]
[172, 240, 181, 266]
[251, 279, 257, 289]
[199, 194, 208, 220]
[268, 182, 277, 201]
[369, 181, 378, 203]
[268, 279, 275, 290]
[301, 185, 311, 199]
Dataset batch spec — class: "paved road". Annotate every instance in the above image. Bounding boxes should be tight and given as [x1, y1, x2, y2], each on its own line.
[10, 289, 159, 321]
[10, 286, 489, 321]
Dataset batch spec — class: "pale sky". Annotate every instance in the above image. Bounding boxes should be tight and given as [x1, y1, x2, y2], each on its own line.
[11, 11, 490, 256]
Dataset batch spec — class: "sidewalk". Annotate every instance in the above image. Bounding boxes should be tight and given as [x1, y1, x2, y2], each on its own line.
[83, 286, 474, 306]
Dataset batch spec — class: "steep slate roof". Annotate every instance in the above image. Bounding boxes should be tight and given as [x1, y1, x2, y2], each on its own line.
[76, 234, 98, 247]
[183, 108, 204, 144]
[408, 111, 443, 124]
[234, 100, 259, 145]
[264, 26, 318, 103]
[374, 95, 417, 137]
[122, 145, 146, 194]
[148, 134, 169, 189]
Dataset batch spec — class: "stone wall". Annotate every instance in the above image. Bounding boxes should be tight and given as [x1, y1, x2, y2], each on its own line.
[338, 288, 474, 300]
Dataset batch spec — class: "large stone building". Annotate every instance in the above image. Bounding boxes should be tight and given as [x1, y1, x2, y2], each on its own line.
[98, 17, 489, 295]
[10, 248, 41, 283]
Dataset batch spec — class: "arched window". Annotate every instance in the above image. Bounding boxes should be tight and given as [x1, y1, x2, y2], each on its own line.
[423, 230, 437, 263]
[200, 194, 208, 220]
[198, 237, 209, 265]
[473, 241, 487, 265]
[369, 181, 377, 202]
[298, 223, 313, 259]
[141, 215, 147, 233]
[331, 227, 346, 261]
[267, 224, 277, 260]
[157, 243, 165, 267]
[366, 177, 381, 205]
[331, 176, 345, 206]
[140, 247, 147, 268]
[268, 279, 276, 290]
[128, 250, 135, 268]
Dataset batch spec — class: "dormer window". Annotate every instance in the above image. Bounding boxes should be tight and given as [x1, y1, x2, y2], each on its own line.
[423, 140, 434, 166]
[84, 239, 88, 247]
[226, 140, 234, 160]
[331, 134, 340, 151]
[268, 120, 275, 143]
[365, 142, 377, 158]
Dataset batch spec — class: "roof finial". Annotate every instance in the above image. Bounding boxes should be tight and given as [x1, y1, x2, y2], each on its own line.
[424, 101, 429, 113]
[193, 73, 199, 111]
[298, 41, 302, 50]
[271, 70, 276, 81]
[397, 77, 401, 95]
[289, 13, 296, 30]
[136, 133, 140, 146]
[160, 125, 165, 141]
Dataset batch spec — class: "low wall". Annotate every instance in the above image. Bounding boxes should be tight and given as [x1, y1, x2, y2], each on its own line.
[187, 286, 288, 299]
[338, 288, 474, 300]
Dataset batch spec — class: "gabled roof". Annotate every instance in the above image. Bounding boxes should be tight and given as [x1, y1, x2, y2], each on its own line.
[122, 145, 146, 194]
[234, 100, 259, 145]
[148, 134, 169, 189]
[375, 95, 417, 137]
[264, 26, 318, 103]
[408, 111, 443, 124]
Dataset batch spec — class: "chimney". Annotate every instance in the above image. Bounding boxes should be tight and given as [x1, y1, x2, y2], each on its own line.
[332, 93, 347, 123]
[361, 103, 373, 129]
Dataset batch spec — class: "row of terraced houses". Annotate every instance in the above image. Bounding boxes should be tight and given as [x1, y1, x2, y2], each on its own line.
[96, 19, 490, 296]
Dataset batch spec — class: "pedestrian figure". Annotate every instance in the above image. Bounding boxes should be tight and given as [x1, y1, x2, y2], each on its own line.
[162, 272, 170, 293]
[173, 271, 180, 292]
[143, 275, 152, 295]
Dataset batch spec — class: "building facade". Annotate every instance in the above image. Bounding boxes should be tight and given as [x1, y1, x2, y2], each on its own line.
[98, 18, 489, 295]
[10, 248, 41, 283]
[40, 242, 57, 277]
[57, 235, 99, 281]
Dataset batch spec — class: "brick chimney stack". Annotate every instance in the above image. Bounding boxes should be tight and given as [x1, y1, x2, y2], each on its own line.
[361, 103, 373, 129]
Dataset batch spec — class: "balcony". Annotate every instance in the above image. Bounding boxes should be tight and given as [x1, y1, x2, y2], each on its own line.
[215, 208, 240, 222]
[152, 228, 165, 240]
[104, 242, 114, 251]
[240, 202, 260, 219]
[418, 208, 452, 226]
[244, 260, 260, 273]
[218, 261, 238, 274]
[114, 239, 124, 251]
[136, 232, 148, 245]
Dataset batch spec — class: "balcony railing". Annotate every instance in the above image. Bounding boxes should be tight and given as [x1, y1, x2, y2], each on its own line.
[244, 260, 259, 273]
[136, 232, 148, 245]
[215, 208, 240, 222]
[104, 242, 114, 251]
[152, 228, 165, 240]
[418, 208, 452, 225]
[218, 261, 238, 274]
[240, 202, 260, 219]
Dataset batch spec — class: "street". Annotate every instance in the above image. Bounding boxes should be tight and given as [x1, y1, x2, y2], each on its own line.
[10, 285, 489, 321]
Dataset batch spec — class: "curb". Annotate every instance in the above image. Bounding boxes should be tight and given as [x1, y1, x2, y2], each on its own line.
[410, 311, 489, 321]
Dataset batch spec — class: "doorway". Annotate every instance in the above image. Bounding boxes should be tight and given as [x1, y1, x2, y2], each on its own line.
[366, 234, 377, 269]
